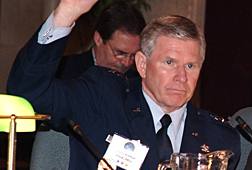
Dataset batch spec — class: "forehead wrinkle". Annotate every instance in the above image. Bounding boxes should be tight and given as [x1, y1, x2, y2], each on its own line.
[109, 31, 140, 54]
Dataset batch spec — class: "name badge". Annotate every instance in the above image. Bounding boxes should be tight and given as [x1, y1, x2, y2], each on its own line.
[98, 133, 149, 170]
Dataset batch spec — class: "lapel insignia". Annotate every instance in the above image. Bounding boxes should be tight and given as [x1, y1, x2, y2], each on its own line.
[108, 70, 116, 73]
[116, 73, 129, 86]
[125, 76, 129, 85]
[210, 115, 226, 123]
[211, 115, 219, 121]
[108, 70, 130, 90]
[132, 108, 141, 112]
[117, 73, 123, 78]
[197, 111, 201, 115]
[200, 144, 210, 152]
[192, 132, 199, 137]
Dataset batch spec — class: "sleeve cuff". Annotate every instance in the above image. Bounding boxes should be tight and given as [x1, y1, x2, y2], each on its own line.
[38, 11, 75, 44]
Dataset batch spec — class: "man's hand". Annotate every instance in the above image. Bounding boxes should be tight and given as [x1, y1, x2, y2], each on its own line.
[54, 0, 99, 28]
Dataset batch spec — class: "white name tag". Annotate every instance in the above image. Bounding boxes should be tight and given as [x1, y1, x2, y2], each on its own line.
[101, 133, 149, 170]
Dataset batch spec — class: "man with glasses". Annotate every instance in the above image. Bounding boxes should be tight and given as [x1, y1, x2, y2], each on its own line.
[25, 2, 145, 169]
[108, 40, 136, 62]
[8, 0, 240, 169]
[54, 1, 146, 80]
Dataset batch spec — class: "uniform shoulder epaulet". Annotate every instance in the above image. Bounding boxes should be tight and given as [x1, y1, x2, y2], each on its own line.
[198, 110, 232, 127]
[107, 69, 130, 92]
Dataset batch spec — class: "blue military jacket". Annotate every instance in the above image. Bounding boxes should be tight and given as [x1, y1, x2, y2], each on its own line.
[55, 47, 139, 80]
[7, 30, 240, 170]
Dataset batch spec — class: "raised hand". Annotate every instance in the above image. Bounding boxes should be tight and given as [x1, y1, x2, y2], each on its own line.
[54, 0, 99, 27]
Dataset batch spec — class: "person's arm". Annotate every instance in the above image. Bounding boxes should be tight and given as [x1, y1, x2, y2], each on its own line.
[38, 0, 98, 44]
[38, 11, 74, 44]
[7, 0, 99, 132]
[7, 0, 99, 95]
[8, 0, 99, 85]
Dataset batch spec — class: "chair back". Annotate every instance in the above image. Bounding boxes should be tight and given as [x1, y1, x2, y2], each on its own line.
[30, 123, 70, 170]
[229, 107, 252, 170]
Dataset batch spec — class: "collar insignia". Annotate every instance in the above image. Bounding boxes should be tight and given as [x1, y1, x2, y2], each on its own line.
[132, 108, 141, 112]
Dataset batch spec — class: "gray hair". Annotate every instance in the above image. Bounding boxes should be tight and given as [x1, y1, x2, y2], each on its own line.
[140, 15, 206, 63]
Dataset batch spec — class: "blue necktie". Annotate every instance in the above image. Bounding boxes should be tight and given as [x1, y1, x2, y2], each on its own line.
[157, 114, 173, 162]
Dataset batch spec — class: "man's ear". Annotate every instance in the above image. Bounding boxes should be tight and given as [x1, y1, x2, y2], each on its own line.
[135, 51, 147, 78]
[93, 31, 103, 47]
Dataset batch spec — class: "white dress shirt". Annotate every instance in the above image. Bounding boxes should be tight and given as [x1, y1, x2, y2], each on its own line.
[38, 10, 187, 154]
[37, 12, 98, 65]
[38, 11, 74, 44]
[142, 89, 187, 153]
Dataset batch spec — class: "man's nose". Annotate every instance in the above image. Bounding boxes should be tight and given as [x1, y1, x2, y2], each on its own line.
[120, 55, 132, 67]
[174, 65, 188, 83]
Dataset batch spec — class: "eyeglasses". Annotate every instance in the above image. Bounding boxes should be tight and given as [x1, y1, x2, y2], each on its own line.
[108, 41, 135, 60]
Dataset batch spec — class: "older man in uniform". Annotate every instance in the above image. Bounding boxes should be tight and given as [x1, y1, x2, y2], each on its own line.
[7, 0, 240, 169]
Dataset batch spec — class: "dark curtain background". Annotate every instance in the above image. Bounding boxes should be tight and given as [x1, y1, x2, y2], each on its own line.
[201, 0, 252, 118]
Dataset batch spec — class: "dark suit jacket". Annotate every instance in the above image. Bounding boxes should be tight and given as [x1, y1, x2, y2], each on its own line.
[55, 49, 94, 80]
[7, 30, 240, 170]
[55, 48, 139, 80]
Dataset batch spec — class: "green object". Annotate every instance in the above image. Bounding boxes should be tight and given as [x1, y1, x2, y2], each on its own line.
[0, 94, 35, 132]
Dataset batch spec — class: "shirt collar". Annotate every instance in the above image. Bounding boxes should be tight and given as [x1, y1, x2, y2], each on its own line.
[169, 104, 187, 136]
[91, 46, 97, 65]
[142, 88, 187, 136]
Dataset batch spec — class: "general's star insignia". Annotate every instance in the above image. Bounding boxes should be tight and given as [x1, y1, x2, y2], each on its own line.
[108, 70, 116, 73]
[192, 132, 199, 137]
